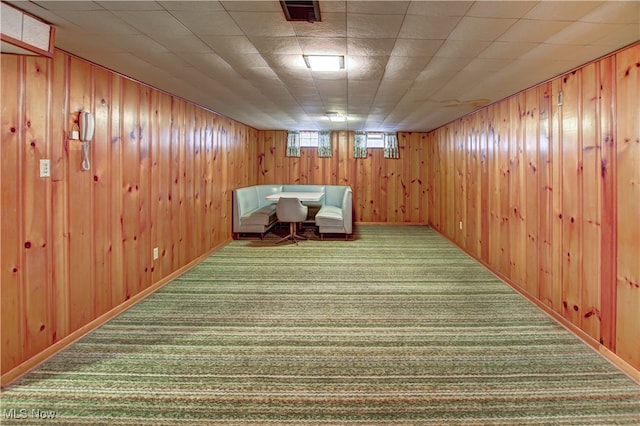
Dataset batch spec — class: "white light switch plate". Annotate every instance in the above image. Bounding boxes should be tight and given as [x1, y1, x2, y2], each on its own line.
[39, 159, 50, 177]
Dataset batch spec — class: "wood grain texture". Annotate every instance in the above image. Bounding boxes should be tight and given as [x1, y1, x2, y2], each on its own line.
[2, 43, 639, 383]
[614, 46, 640, 368]
[256, 130, 429, 225]
[1, 55, 24, 372]
[1, 51, 256, 380]
[424, 43, 639, 371]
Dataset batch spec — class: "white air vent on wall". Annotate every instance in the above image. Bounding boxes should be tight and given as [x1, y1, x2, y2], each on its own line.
[1, 2, 54, 57]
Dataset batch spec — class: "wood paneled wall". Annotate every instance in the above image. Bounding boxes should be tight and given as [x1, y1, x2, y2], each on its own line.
[426, 43, 640, 372]
[1, 51, 257, 381]
[257, 130, 429, 224]
[2, 42, 638, 383]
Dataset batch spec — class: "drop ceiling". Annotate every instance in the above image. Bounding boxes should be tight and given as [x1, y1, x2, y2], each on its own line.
[4, 1, 639, 132]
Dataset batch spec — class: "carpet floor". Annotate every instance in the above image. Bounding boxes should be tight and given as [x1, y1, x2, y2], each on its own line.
[2, 225, 639, 425]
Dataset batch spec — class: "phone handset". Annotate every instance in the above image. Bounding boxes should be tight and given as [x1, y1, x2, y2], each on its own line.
[79, 111, 94, 171]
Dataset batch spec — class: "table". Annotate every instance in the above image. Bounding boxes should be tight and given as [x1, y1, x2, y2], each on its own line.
[265, 192, 324, 202]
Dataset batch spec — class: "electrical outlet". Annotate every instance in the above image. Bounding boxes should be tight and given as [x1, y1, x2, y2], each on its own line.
[459, 221, 463, 230]
[153, 247, 159, 260]
[39, 159, 50, 177]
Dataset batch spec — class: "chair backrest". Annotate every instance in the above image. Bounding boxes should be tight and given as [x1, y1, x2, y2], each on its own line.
[276, 197, 308, 222]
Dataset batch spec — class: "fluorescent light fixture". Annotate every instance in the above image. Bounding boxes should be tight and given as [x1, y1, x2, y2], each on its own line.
[326, 112, 347, 122]
[303, 55, 345, 71]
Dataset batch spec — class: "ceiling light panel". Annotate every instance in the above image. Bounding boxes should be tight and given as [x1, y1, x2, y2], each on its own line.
[303, 55, 345, 71]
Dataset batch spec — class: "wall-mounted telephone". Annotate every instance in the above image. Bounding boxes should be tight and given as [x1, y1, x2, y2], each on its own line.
[79, 111, 94, 171]
[79, 111, 95, 142]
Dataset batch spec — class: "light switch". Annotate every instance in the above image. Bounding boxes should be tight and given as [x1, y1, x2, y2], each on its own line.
[39, 159, 50, 177]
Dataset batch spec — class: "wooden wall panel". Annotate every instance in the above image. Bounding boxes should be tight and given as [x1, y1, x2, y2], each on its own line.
[121, 77, 141, 300]
[581, 63, 602, 340]
[523, 89, 539, 297]
[256, 130, 430, 225]
[508, 95, 525, 289]
[615, 47, 640, 368]
[92, 66, 112, 317]
[537, 83, 553, 307]
[67, 57, 95, 331]
[138, 86, 152, 292]
[51, 51, 70, 341]
[3, 43, 639, 383]
[1, 55, 24, 372]
[110, 74, 125, 307]
[424, 43, 640, 372]
[560, 70, 583, 327]
[599, 56, 617, 349]
[1, 51, 256, 382]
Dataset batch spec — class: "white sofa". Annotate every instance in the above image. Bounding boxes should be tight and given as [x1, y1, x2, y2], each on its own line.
[232, 184, 353, 240]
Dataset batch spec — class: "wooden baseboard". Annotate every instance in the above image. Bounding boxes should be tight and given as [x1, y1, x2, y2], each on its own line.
[1, 240, 230, 388]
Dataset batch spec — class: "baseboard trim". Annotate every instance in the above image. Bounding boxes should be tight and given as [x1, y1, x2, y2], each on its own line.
[1, 240, 230, 388]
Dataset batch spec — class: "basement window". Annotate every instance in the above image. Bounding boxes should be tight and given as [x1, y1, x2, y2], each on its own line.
[366, 132, 385, 148]
[299, 131, 319, 147]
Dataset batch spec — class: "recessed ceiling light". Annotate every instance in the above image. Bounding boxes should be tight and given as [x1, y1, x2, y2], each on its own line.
[303, 55, 345, 71]
[326, 112, 347, 122]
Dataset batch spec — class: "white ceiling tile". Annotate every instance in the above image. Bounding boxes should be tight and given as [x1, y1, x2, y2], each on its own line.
[448, 17, 518, 42]
[347, 1, 410, 15]
[31, 1, 104, 11]
[250, 36, 302, 54]
[384, 56, 430, 80]
[201, 36, 259, 55]
[435, 39, 492, 59]
[112, 11, 192, 36]
[292, 13, 346, 37]
[391, 39, 443, 57]
[160, 1, 225, 12]
[590, 23, 639, 48]
[398, 15, 462, 39]
[478, 41, 539, 59]
[347, 38, 396, 56]
[226, 53, 270, 70]
[219, 1, 282, 12]
[525, 1, 603, 21]
[170, 10, 243, 36]
[14, 0, 639, 132]
[154, 35, 213, 54]
[498, 19, 574, 43]
[347, 56, 387, 81]
[546, 22, 624, 46]
[346, 13, 405, 38]
[580, 1, 640, 24]
[298, 37, 347, 55]
[230, 12, 295, 37]
[406, 1, 472, 17]
[466, 1, 538, 19]
[318, 1, 346, 14]
[97, 1, 165, 11]
[49, 11, 140, 34]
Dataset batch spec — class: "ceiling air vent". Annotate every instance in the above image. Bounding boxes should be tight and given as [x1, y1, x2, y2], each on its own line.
[280, 1, 321, 22]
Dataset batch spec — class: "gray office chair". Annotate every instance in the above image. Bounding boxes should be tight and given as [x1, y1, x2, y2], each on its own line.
[276, 197, 308, 244]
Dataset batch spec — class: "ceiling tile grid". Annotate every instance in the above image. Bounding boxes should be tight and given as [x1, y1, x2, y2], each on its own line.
[4, 0, 638, 132]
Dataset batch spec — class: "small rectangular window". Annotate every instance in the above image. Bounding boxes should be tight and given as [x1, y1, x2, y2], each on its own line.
[299, 131, 319, 147]
[366, 132, 384, 148]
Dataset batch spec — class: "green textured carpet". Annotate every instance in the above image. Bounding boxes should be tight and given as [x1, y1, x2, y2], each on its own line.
[2, 225, 639, 425]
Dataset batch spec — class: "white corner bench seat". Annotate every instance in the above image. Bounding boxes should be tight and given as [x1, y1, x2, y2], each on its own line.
[232, 184, 352, 240]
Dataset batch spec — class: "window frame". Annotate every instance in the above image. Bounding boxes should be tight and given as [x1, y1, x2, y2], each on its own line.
[299, 130, 319, 148]
[365, 131, 385, 149]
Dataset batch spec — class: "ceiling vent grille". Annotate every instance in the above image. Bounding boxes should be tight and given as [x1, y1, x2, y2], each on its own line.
[280, 1, 321, 22]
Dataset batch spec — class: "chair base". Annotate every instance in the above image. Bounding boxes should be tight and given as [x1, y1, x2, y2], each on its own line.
[276, 222, 307, 245]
